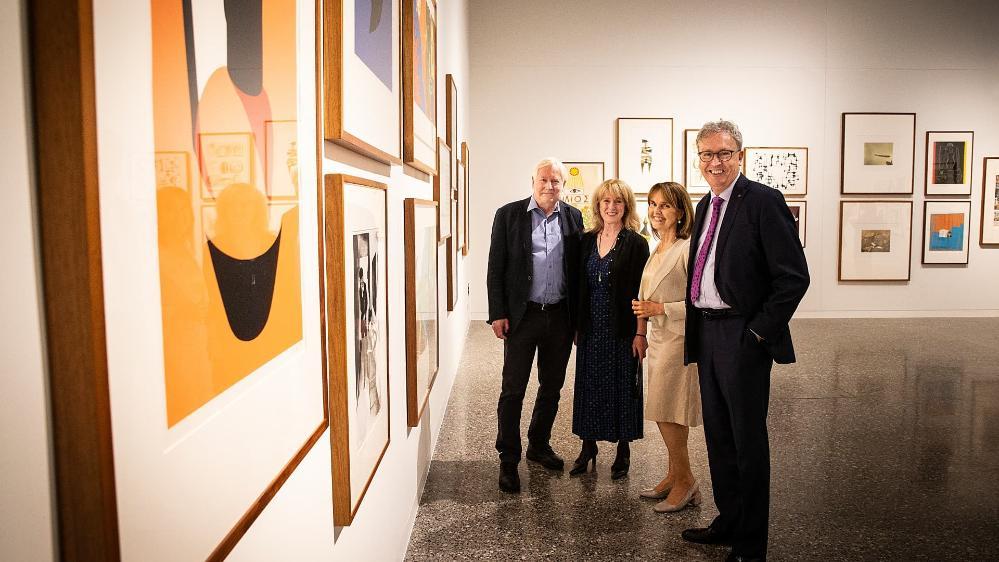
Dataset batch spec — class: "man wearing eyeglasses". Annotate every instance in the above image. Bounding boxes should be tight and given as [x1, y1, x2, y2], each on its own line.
[487, 157, 584, 493]
[680, 120, 809, 562]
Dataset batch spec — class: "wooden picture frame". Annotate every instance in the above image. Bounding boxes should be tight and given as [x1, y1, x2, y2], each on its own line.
[786, 200, 807, 247]
[322, 174, 391, 526]
[924, 131, 973, 196]
[562, 161, 605, 231]
[446, 236, 460, 311]
[921, 200, 971, 264]
[617, 117, 674, 193]
[456, 157, 466, 255]
[31, 1, 327, 559]
[839, 200, 913, 281]
[743, 147, 808, 196]
[434, 138, 452, 240]
[404, 198, 439, 426]
[461, 141, 470, 255]
[445, 74, 458, 150]
[841, 112, 916, 194]
[981, 157, 999, 246]
[683, 128, 709, 197]
[402, 0, 438, 174]
[323, 0, 402, 164]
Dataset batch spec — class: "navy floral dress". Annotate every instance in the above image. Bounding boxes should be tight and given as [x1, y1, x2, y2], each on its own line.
[572, 244, 644, 442]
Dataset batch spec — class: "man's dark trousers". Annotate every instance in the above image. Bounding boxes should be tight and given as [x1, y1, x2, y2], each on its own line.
[495, 303, 573, 464]
[697, 313, 773, 558]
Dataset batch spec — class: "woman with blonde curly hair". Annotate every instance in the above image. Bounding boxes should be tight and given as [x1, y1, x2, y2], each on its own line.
[569, 179, 650, 480]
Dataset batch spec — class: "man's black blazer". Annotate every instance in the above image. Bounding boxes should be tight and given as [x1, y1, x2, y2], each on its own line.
[487, 198, 584, 333]
[684, 175, 809, 365]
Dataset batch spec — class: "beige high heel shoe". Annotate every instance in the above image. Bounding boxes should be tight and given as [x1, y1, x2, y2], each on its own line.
[653, 481, 701, 513]
[639, 478, 672, 500]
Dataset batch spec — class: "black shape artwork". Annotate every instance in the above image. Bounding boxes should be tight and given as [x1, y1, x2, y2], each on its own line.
[208, 231, 281, 341]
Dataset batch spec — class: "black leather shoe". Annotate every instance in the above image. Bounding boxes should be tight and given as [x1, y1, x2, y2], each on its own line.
[610, 441, 630, 480]
[569, 440, 598, 476]
[498, 462, 520, 493]
[681, 526, 733, 545]
[725, 551, 764, 562]
[526, 446, 565, 471]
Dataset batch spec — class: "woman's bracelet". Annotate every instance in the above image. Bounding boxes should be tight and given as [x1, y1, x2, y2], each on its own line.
[636, 334, 647, 338]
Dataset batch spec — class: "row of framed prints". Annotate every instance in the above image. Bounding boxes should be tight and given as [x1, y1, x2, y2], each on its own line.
[612, 118, 809, 198]
[841, 113, 977, 196]
[323, 176, 447, 526]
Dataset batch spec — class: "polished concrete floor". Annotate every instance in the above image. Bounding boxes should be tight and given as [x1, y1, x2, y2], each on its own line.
[406, 319, 999, 561]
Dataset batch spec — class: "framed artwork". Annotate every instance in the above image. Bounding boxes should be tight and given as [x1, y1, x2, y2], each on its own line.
[683, 128, 709, 197]
[323, 175, 390, 526]
[404, 198, 439, 426]
[324, 0, 402, 164]
[744, 147, 808, 196]
[434, 138, 452, 240]
[924, 131, 973, 196]
[446, 235, 460, 311]
[562, 161, 604, 230]
[841, 112, 916, 194]
[981, 157, 999, 245]
[839, 200, 913, 281]
[34, 0, 324, 558]
[634, 193, 657, 253]
[461, 141, 470, 256]
[155, 151, 190, 191]
[922, 200, 971, 264]
[197, 132, 254, 200]
[402, 0, 438, 174]
[786, 200, 807, 247]
[456, 156, 466, 254]
[445, 74, 458, 150]
[617, 117, 674, 193]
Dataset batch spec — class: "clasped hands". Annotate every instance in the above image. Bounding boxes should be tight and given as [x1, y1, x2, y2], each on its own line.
[631, 299, 664, 319]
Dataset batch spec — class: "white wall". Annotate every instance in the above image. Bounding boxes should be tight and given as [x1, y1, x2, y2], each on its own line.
[231, 0, 472, 560]
[0, 0, 57, 560]
[467, 0, 999, 319]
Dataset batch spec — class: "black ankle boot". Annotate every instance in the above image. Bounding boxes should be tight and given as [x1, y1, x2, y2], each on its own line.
[611, 440, 630, 480]
[569, 439, 598, 476]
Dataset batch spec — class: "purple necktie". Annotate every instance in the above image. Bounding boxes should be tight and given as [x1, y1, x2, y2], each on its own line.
[690, 196, 725, 303]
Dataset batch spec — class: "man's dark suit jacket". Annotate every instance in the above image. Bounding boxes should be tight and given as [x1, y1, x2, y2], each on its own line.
[487, 198, 585, 333]
[684, 175, 809, 365]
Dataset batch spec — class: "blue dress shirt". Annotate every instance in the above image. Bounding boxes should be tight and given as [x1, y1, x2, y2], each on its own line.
[527, 198, 566, 304]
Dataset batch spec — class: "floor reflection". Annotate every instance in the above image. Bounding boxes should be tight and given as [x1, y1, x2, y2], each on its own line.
[407, 319, 999, 560]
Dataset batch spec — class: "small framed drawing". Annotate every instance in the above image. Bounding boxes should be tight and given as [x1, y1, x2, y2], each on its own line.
[979, 157, 999, 246]
[323, 0, 402, 164]
[839, 200, 913, 281]
[447, 235, 460, 311]
[683, 128, 709, 197]
[841, 112, 916, 194]
[634, 193, 656, 253]
[197, 131, 254, 200]
[786, 200, 807, 247]
[434, 138, 452, 241]
[617, 117, 674, 193]
[404, 198, 439, 426]
[924, 131, 973, 196]
[744, 147, 808, 196]
[562, 161, 605, 230]
[461, 141, 470, 256]
[323, 174, 391, 526]
[922, 200, 971, 264]
[402, 0, 438, 174]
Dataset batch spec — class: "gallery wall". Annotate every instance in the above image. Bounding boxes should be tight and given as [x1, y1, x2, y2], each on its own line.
[467, 0, 999, 319]
[5, 0, 471, 560]
[0, 0, 56, 559]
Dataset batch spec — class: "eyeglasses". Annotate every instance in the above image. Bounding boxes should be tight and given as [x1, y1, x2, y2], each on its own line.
[697, 150, 737, 162]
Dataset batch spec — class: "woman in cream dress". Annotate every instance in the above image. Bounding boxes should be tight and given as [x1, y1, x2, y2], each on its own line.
[631, 181, 702, 513]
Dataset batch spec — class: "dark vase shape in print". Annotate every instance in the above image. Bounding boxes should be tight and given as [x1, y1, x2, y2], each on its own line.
[208, 231, 281, 341]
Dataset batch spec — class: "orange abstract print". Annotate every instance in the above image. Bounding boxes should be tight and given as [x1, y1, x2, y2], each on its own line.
[152, 0, 302, 427]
